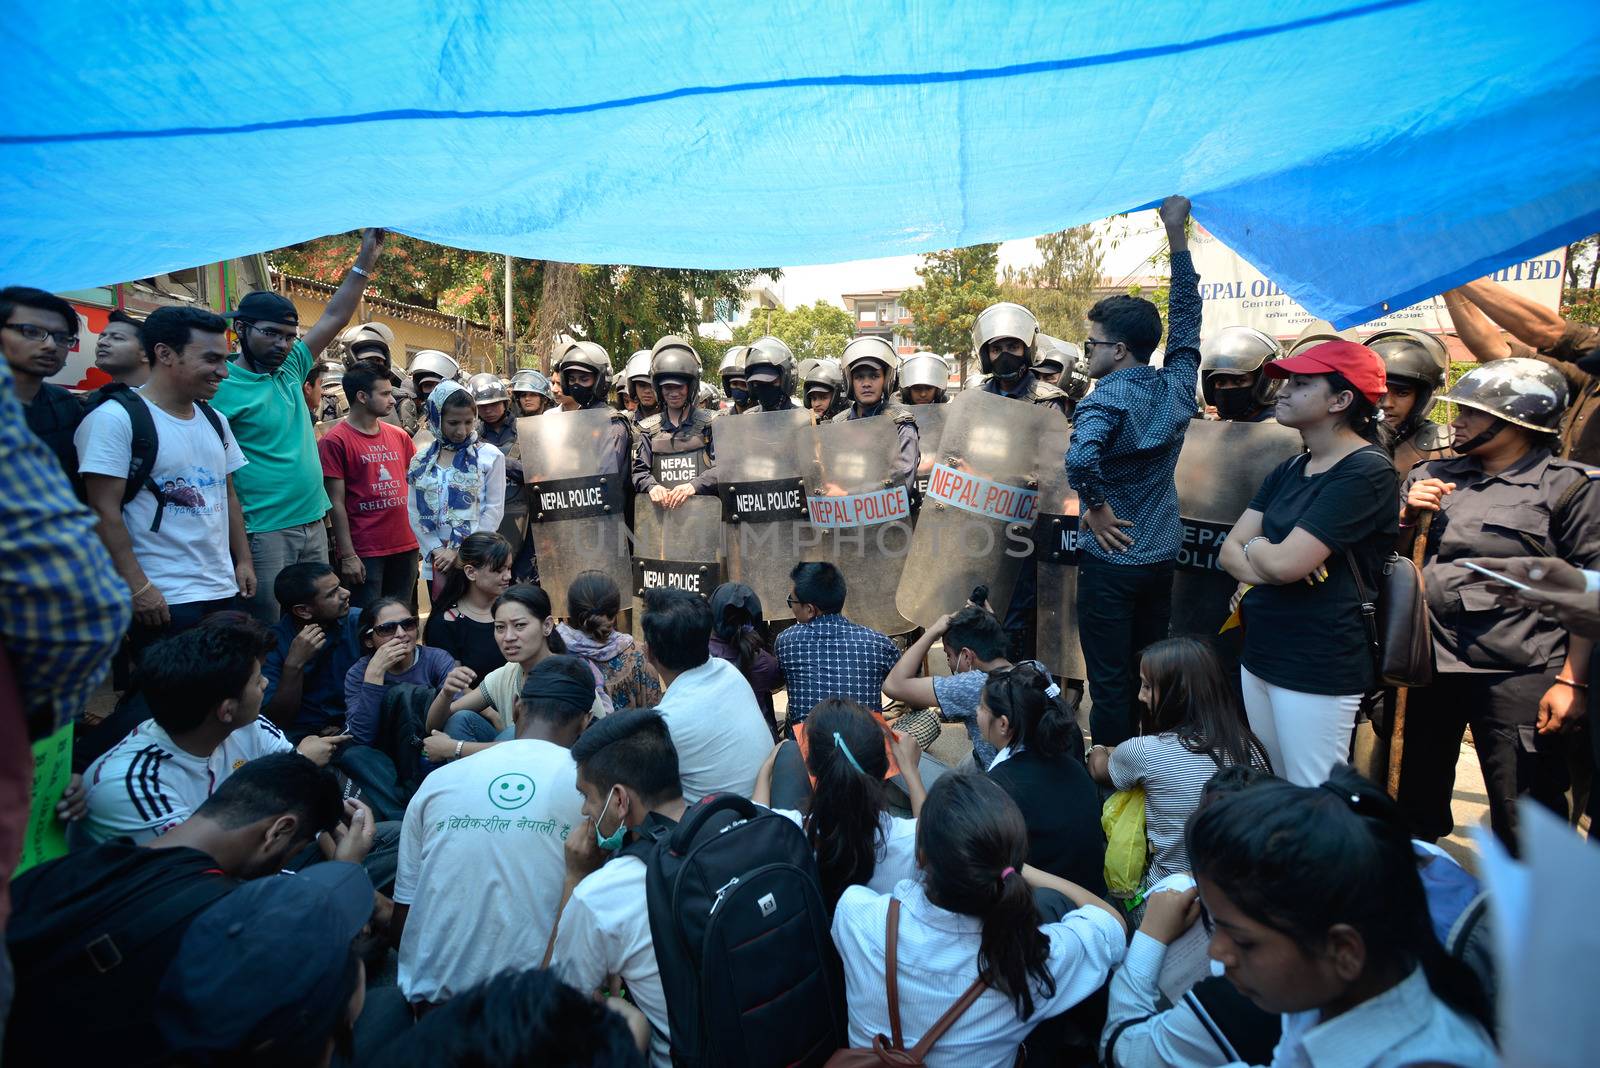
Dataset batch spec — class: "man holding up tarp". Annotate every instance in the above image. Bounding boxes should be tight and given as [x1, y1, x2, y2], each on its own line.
[1067, 195, 1200, 746]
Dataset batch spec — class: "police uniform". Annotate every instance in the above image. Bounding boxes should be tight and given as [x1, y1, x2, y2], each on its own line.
[980, 370, 1072, 419]
[1399, 447, 1600, 847]
[1391, 420, 1454, 473]
[830, 398, 920, 495]
[631, 407, 719, 496]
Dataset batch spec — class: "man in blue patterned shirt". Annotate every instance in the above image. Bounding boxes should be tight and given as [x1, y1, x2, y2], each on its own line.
[1067, 196, 1201, 746]
[775, 561, 900, 728]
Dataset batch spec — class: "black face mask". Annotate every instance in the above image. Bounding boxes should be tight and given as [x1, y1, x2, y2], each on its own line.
[1213, 388, 1257, 421]
[729, 385, 749, 405]
[564, 379, 595, 408]
[992, 352, 1027, 381]
[749, 381, 785, 409]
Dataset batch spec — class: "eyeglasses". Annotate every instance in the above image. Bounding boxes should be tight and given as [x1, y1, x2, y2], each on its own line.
[249, 324, 299, 344]
[4, 322, 77, 348]
[785, 594, 802, 609]
[369, 616, 419, 638]
[1082, 339, 1121, 352]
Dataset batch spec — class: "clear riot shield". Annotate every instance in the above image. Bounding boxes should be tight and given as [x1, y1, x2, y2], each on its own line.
[895, 389, 1054, 627]
[713, 408, 816, 621]
[906, 403, 950, 500]
[629, 496, 725, 634]
[800, 415, 915, 635]
[1171, 418, 1304, 638]
[1032, 427, 1086, 680]
[519, 407, 632, 615]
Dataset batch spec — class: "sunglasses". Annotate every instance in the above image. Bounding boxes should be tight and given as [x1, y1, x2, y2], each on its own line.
[368, 616, 419, 638]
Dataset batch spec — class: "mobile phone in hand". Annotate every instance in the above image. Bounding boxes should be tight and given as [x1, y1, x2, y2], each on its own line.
[1461, 560, 1533, 591]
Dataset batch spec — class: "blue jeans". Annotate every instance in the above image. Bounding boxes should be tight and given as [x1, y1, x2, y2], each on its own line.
[245, 520, 330, 623]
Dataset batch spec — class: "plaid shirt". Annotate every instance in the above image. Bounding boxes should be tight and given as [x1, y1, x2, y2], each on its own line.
[1, 361, 131, 737]
[775, 612, 899, 724]
[1066, 250, 1202, 566]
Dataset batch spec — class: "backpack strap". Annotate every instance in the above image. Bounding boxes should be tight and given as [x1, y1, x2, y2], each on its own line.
[885, 897, 904, 1049]
[33, 872, 232, 983]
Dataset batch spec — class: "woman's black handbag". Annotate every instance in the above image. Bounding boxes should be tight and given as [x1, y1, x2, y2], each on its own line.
[1345, 548, 1434, 688]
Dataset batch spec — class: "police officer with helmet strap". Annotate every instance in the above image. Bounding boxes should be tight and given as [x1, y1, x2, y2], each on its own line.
[742, 336, 803, 413]
[467, 371, 528, 550]
[510, 368, 556, 417]
[1399, 357, 1600, 851]
[800, 357, 846, 422]
[834, 336, 920, 495]
[720, 345, 751, 413]
[1367, 328, 1453, 472]
[632, 334, 719, 507]
[553, 339, 632, 474]
[1200, 326, 1283, 423]
[972, 302, 1071, 418]
[898, 351, 951, 406]
[623, 349, 660, 422]
[1034, 335, 1091, 413]
[399, 349, 460, 437]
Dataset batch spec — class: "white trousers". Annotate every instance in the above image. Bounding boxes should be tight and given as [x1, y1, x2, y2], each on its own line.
[1240, 666, 1362, 787]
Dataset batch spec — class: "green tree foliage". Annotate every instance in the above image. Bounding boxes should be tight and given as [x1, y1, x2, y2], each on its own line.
[901, 244, 1001, 383]
[997, 225, 1105, 344]
[575, 265, 774, 375]
[729, 300, 856, 365]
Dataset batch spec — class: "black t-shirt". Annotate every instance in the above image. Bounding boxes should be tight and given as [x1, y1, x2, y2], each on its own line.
[424, 609, 505, 684]
[987, 749, 1107, 896]
[1240, 446, 1399, 694]
[6, 840, 236, 1065]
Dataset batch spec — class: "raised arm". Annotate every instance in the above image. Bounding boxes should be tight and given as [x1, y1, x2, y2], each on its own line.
[1161, 196, 1201, 386]
[1443, 288, 1513, 363]
[1454, 277, 1567, 352]
[302, 229, 385, 358]
[882, 614, 948, 709]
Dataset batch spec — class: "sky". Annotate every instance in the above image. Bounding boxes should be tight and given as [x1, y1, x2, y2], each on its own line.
[769, 210, 1168, 309]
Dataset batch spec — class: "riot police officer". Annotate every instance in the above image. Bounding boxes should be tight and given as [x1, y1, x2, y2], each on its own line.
[1035, 335, 1091, 414]
[554, 339, 633, 474]
[1399, 357, 1600, 851]
[742, 335, 802, 413]
[834, 336, 920, 495]
[510, 368, 556, 417]
[720, 345, 751, 413]
[972, 302, 1071, 418]
[698, 381, 723, 411]
[623, 348, 660, 422]
[800, 357, 846, 422]
[399, 349, 460, 437]
[1200, 325, 1283, 422]
[468, 371, 528, 548]
[632, 334, 719, 507]
[1367, 328, 1452, 471]
[897, 351, 951, 406]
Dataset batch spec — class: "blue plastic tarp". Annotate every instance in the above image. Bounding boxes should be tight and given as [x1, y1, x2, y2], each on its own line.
[2, 0, 1597, 327]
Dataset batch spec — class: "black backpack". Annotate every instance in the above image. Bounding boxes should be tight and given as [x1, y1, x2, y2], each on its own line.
[622, 793, 848, 1067]
[84, 383, 229, 531]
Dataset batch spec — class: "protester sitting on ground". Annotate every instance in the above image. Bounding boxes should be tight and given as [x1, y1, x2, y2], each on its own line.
[78, 614, 345, 844]
[343, 597, 466, 746]
[393, 656, 592, 1011]
[423, 531, 514, 682]
[93, 308, 149, 390]
[408, 379, 506, 596]
[261, 562, 364, 740]
[5, 753, 362, 1066]
[831, 773, 1126, 1066]
[155, 862, 375, 1067]
[558, 570, 662, 714]
[548, 709, 686, 1068]
[1087, 637, 1270, 899]
[76, 303, 254, 656]
[752, 697, 926, 906]
[776, 561, 900, 727]
[642, 587, 773, 802]
[423, 585, 608, 762]
[980, 663, 1105, 895]
[707, 582, 785, 736]
[1179, 764, 1497, 1068]
[3, 286, 84, 489]
[380, 968, 649, 1068]
[883, 606, 1013, 767]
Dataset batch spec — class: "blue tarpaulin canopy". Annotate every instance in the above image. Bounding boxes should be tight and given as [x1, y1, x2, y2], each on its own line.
[2, 0, 1597, 326]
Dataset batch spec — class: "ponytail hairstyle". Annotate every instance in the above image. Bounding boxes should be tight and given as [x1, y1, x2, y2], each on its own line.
[803, 699, 890, 907]
[1187, 764, 1492, 1034]
[1325, 370, 1394, 451]
[492, 584, 567, 654]
[432, 531, 513, 616]
[567, 570, 622, 642]
[713, 593, 773, 685]
[1138, 637, 1271, 771]
[917, 773, 1054, 1020]
[980, 662, 1079, 760]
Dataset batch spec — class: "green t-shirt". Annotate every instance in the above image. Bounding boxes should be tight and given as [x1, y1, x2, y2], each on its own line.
[212, 338, 331, 532]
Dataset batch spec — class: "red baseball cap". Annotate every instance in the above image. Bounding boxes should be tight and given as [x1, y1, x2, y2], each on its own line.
[1264, 339, 1387, 403]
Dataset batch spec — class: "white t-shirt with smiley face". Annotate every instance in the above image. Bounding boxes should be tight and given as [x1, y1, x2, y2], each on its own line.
[394, 738, 582, 1004]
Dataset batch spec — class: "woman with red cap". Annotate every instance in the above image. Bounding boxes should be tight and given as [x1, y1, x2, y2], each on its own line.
[1216, 341, 1400, 785]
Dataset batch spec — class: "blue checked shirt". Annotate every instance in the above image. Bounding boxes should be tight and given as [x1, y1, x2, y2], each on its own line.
[1066, 250, 1203, 566]
[1, 361, 131, 737]
[775, 612, 900, 724]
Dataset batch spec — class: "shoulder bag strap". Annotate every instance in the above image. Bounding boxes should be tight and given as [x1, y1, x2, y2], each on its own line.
[1343, 546, 1382, 681]
[907, 974, 992, 1060]
[885, 897, 903, 1050]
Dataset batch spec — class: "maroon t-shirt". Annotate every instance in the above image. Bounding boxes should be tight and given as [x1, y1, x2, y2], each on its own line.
[318, 420, 419, 556]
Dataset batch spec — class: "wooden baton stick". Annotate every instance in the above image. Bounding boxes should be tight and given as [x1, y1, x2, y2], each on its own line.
[1387, 510, 1433, 800]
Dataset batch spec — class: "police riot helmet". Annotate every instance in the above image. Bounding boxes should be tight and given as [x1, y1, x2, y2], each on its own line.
[801, 357, 845, 398]
[698, 382, 720, 410]
[1437, 358, 1569, 434]
[898, 351, 950, 400]
[466, 372, 510, 407]
[1200, 326, 1284, 406]
[840, 335, 900, 397]
[1032, 334, 1068, 375]
[744, 335, 797, 394]
[555, 340, 614, 400]
[720, 345, 749, 387]
[972, 302, 1039, 373]
[510, 368, 556, 403]
[1051, 340, 1091, 401]
[649, 334, 702, 404]
[1285, 320, 1358, 358]
[339, 322, 395, 365]
[624, 349, 654, 387]
[407, 349, 460, 385]
[1365, 329, 1448, 390]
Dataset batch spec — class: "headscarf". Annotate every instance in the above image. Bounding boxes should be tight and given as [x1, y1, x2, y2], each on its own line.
[407, 379, 485, 541]
[709, 582, 763, 642]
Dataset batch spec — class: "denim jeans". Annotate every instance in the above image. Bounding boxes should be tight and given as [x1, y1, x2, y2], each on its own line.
[1076, 555, 1175, 747]
[353, 549, 421, 613]
[245, 520, 330, 623]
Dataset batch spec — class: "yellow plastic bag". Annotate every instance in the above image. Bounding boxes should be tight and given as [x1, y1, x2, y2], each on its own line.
[1101, 786, 1149, 898]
